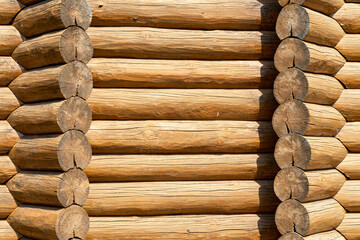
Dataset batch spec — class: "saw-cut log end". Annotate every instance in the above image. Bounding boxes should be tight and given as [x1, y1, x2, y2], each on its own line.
[56, 205, 89, 240]
[274, 166, 308, 201]
[276, 4, 309, 40]
[278, 0, 304, 7]
[275, 38, 309, 72]
[61, 0, 92, 31]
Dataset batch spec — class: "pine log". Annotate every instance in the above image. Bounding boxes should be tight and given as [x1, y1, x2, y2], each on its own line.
[0, 0, 23, 25]
[0, 121, 20, 154]
[7, 169, 89, 207]
[87, 27, 279, 60]
[84, 181, 279, 216]
[0, 220, 21, 240]
[272, 100, 345, 137]
[88, 0, 280, 31]
[87, 121, 277, 154]
[274, 38, 345, 75]
[336, 35, 360, 61]
[85, 154, 278, 182]
[280, 231, 345, 240]
[333, 4, 360, 34]
[8, 205, 89, 240]
[18, 0, 42, 5]
[275, 198, 346, 236]
[337, 154, 360, 179]
[278, 0, 345, 15]
[274, 167, 345, 202]
[0, 57, 23, 87]
[12, 27, 93, 69]
[9, 62, 93, 103]
[337, 122, 360, 152]
[337, 213, 360, 240]
[7, 97, 92, 134]
[0, 156, 18, 184]
[335, 62, 360, 88]
[88, 58, 277, 89]
[0, 88, 21, 119]
[14, 0, 92, 38]
[86, 214, 280, 240]
[275, 134, 347, 170]
[88, 88, 276, 121]
[334, 181, 360, 212]
[0, 26, 23, 56]
[0, 185, 17, 219]
[9, 130, 91, 171]
[334, 89, 360, 121]
[274, 68, 343, 105]
[276, 5, 344, 47]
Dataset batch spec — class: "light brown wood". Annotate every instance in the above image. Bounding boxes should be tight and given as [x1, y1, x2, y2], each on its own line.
[0, 220, 21, 240]
[0, 0, 23, 25]
[333, 4, 360, 34]
[85, 154, 278, 182]
[0, 26, 23, 56]
[0, 185, 17, 219]
[334, 89, 360, 121]
[88, 0, 280, 30]
[334, 181, 360, 212]
[278, 0, 345, 15]
[9, 130, 91, 171]
[276, 5, 344, 47]
[337, 213, 360, 240]
[88, 88, 277, 120]
[272, 100, 346, 137]
[275, 134, 347, 170]
[280, 231, 346, 240]
[335, 62, 360, 88]
[0, 121, 20, 154]
[84, 181, 279, 216]
[87, 121, 277, 154]
[12, 27, 93, 69]
[274, 167, 345, 202]
[8, 205, 89, 240]
[337, 154, 360, 179]
[336, 34, 360, 61]
[274, 38, 345, 75]
[18, 0, 42, 5]
[0, 156, 18, 184]
[275, 198, 345, 236]
[0, 57, 23, 87]
[89, 58, 277, 89]
[7, 97, 92, 134]
[86, 214, 280, 240]
[337, 122, 360, 152]
[274, 68, 343, 105]
[0, 88, 21, 120]
[9, 62, 93, 103]
[87, 27, 279, 60]
[14, 0, 92, 38]
[7, 169, 89, 207]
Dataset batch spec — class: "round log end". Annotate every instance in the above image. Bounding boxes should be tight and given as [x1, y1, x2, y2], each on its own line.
[274, 68, 308, 104]
[272, 100, 309, 137]
[61, 0, 92, 31]
[275, 133, 310, 169]
[56, 205, 89, 240]
[58, 130, 92, 171]
[275, 199, 309, 235]
[59, 61, 93, 100]
[58, 169, 89, 207]
[60, 27, 93, 64]
[274, 166, 309, 201]
[274, 38, 310, 72]
[276, 5, 309, 40]
[279, 233, 303, 240]
[278, 0, 304, 7]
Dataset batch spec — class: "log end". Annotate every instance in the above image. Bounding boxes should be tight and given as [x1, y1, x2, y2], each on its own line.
[274, 166, 308, 201]
[56, 205, 89, 240]
[58, 169, 89, 207]
[276, 5, 309, 40]
[61, 0, 92, 31]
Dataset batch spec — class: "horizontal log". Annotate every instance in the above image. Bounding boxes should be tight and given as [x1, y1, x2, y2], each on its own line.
[333, 4, 360, 34]
[0, 121, 20, 154]
[9, 130, 91, 171]
[274, 38, 345, 75]
[14, 0, 91, 38]
[0, 57, 23, 87]
[88, 0, 280, 30]
[0, 156, 18, 184]
[334, 89, 360, 121]
[8, 205, 89, 240]
[275, 134, 347, 170]
[0, 88, 20, 120]
[9, 62, 93, 103]
[87, 121, 277, 154]
[85, 154, 278, 182]
[337, 122, 360, 152]
[88, 58, 277, 89]
[84, 180, 279, 216]
[275, 198, 346, 236]
[337, 154, 360, 179]
[0, 0, 23, 25]
[278, 0, 345, 15]
[280, 231, 345, 240]
[0, 26, 23, 56]
[0, 220, 21, 239]
[7, 169, 89, 207]
[336, 34, 360, 61]
[12, 27, 93, 69]
[18, 0, 42, 5]
[8, 97, 92, 134]
[274, 68, 343, 105]
[334, 181, 360, 212]
[0, 185, 17, 219]
[86, 214, 280, 240]
[337, 213, 360, 240]
[335, 62, 360, 88]
[88, 88, 277, 120]
[276, 5, 344, 47]
[272, 100, 346, 137]
[274, 167, 345, 202]
[87, 27, 279, 60]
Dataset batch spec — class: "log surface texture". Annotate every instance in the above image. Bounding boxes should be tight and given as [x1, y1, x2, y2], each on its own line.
[337, 122, 360, 152]
[337, 213, 360, 240]
[0, 156, 18, 184]
[336, 34, 360, 61]
[0, 26, 23, 56]
[334, 181, 360, 212]
[335, 62, 360, 88]
[337, 154, 360, 179]
[0, 121, 20, 154]
[0, 57, 23, 87]
[0, 185, 17, 219]
[0, 0, 22, 25]
[333, 3, 360, 33]
[0, 88, 20, 120]
[0, 220, 21, 240]
[278, 0, 345, 15]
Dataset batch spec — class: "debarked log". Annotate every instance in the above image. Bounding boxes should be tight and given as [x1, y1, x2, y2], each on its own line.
[335, 62, 360, 88]
[0, 26, 23, 56]
[334, 89, 360, 121]
[337, 154, 360, 179]
[277, 0, 344, 15]
[333, 3, 360, 34]
[336, 34, 360, 61]
[0, 88, 21, 120]
[334, 181, 360, 212]
[0, 220, 21, 240]
[0, 57, 23, 87]
[0, 121, 20, 154]
[0, 0, 23, 25]
[279, 231, 345, 240]
[0, 185, 18, 219]
[0, 156, 19, 184]
[337, 213, 360, 240]
[337, 122, 360, 152]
